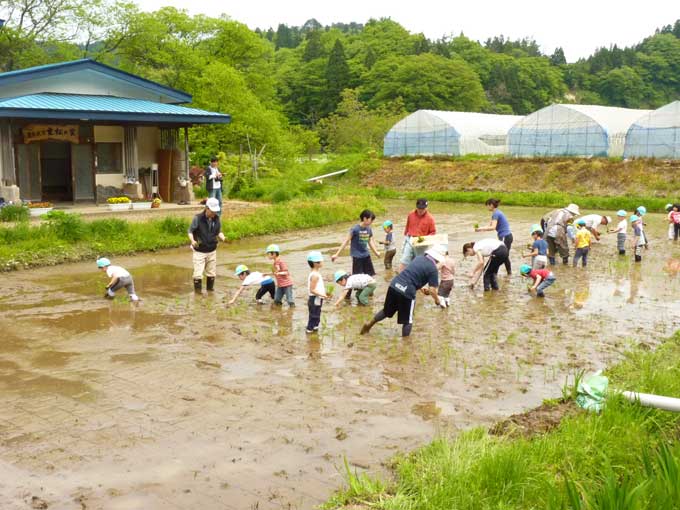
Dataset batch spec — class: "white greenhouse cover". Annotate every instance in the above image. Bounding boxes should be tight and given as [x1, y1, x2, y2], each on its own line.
[383, 110, 524, 157]
[508, 104, 651, 158]
[624, 101, 680, 159]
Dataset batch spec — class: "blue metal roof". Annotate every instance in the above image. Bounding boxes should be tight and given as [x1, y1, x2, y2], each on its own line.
[0, 59, 192, 104]
[0, 93, 231, 125]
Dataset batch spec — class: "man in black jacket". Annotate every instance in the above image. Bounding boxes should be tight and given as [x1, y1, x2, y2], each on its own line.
[204, 157, 224, 215]
[188, 197, 225, 292]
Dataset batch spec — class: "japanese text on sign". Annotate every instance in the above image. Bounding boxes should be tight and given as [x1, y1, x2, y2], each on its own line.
[23, 125, 79, 144]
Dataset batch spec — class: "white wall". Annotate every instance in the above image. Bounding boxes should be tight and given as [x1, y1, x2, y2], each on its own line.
[96, 174, 124, 188]
[138, 126, 159, 167]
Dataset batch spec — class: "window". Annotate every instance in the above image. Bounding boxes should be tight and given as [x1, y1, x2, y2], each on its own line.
[95, 142, 122, 174]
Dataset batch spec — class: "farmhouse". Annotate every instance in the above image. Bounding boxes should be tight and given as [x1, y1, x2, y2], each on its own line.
[0, 59, 231, 203]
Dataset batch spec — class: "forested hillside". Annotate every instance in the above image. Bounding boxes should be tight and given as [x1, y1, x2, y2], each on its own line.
[1, 0, 679, 163]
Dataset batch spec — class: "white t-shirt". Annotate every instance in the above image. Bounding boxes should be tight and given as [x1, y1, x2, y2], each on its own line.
[615, 218, 627, 234]
[581, 214, 603, 229]
[344, 274, 375, 290]
[106, 265, 130, 279]
[242, 271, 272, 286]
[210, 167, 221, 190]
[308, 270, 325, 297]
[473, 238, 504, 257]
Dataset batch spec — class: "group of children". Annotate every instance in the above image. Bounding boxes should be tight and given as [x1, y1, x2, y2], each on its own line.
[95, 202, 665, 335]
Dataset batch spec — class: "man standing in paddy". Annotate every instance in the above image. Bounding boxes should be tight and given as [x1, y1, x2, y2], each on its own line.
[398, 198, 437, 272]
[188, 197, 225, 293]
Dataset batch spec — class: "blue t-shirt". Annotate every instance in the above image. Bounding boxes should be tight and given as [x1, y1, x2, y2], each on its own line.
[390, 255, 439, 300]
[350, 224, 373, 258]
[492, 210, 512, 238]
[532, 239, 548, 256]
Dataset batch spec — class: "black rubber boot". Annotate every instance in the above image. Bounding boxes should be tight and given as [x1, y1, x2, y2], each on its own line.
[206, 277, 215, 291]
[635, 255, 642, 262]
[549, 256, 556, 266]
[562, 257, 569, 265]
[193, 279, 202, 293]
[619, 250, 626, 255]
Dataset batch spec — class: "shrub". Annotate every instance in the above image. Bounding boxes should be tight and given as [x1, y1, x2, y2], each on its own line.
[0, 204, 29, 222]
[107, 197, 131, 204]
[271, 188, 295, 203]
[43, 211, 87, 241]
[27, 201, 53, 208]
[193, 184, 208, 199]
[158, 216, 188, 235]
[89, 218, 130, 239]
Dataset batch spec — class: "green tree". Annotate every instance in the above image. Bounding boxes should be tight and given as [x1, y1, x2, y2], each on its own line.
[302, 29, 324, 61]
[275, 24, 295, 49]
[361, 53, 486, 112]
[364, 46, 377, 69]
[325, 38, 351, 112]
[551, 47, 567, 65]
[597, 66, 647, 108]
[487, 55, 565, 113]
[316, 89, 405, 152]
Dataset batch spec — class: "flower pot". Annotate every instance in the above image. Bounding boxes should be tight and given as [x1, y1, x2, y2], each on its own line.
[108, 203, 131, 211]
[131, 202, 153, 210]
[29, 207, 53, 217]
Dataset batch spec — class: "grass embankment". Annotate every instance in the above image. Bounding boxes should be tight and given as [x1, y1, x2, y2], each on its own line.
[0, 196, 383, 271]
[363, 156, 680, 212]
[326, 332, 680, 509]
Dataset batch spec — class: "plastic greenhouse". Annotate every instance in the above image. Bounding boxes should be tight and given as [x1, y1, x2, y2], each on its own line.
[508, 104, 650, 158]
[383, 110, 524, 157]
[624, 101, 680, 159]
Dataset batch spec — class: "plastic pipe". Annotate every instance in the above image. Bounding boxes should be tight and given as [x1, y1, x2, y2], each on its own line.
[621, 391, 680, 412]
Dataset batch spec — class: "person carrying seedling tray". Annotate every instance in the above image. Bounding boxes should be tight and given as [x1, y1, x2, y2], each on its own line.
[398, 198, 436, 272]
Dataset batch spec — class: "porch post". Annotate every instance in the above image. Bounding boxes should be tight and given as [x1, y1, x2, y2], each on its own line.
[184, 126, 190, 178]
[123, 126, 139, 181]
[0, 119, 20, 202]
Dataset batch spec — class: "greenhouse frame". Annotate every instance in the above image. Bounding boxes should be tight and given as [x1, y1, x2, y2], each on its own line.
[624, 101, 680, 159]
[383, 110, 524, 157]
[508, 104, 650, 158]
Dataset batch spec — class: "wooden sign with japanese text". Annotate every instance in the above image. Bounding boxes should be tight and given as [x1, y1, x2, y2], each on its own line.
[23, 125, 79, 144]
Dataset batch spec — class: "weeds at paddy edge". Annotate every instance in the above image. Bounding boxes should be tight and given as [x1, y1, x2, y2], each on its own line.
[323, 331, 680, 509]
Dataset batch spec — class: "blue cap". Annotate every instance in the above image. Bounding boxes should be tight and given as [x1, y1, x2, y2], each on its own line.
[96, 257, 111, 268]
[576, 219, 586, 226]
[234, 264, 248, 275]
[530, 223, 543, 234]
[617, 209, 627, 217]
[334, 270, 349, 282]
[630, 214, 639, 222]
[382, 220, 393, 229]
[636, 206, 647, 216]
[520, 264, 532, 275]
[265, 244, 280, 254]
[307, 251, 323, 263]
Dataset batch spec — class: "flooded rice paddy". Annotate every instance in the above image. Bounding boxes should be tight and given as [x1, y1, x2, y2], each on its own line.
[1, 200, 680, 509]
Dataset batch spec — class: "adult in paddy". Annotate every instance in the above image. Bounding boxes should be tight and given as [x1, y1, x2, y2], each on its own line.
[360, 247, 446, 338]
[475, 198, 513, 274]
[398, 198, 437, 273]
[463, 238, 510, 291]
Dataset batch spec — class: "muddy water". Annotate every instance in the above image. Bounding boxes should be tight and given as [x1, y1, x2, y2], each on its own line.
[2, 200, 680, 509]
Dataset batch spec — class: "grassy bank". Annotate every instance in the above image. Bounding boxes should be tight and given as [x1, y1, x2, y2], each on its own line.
[0, 196, 383, 271]
[374, 188, 673, 213]
[326, 332, 680, 509]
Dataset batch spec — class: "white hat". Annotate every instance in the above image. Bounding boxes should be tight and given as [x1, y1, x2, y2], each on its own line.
[566, 203, 580, 215]
[205, 197, 220, 212]
[424, 247, 445, 263]
[605, 216, 612, 224]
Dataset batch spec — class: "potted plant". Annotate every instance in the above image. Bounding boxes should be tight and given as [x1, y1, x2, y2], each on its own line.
[151, 197, 162, 209]
[131, 198, 153, 210]
[107, 196, 131, 211]
[28, 201, 54, 217]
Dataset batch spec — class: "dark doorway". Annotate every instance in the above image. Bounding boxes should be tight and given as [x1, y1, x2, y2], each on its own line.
[40, 142, 72, 201]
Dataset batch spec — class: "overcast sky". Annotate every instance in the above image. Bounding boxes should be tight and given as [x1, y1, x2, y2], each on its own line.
[136, 0, 679, 62]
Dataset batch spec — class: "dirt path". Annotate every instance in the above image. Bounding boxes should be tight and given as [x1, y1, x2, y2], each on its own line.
[1, 201, 679, 509]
